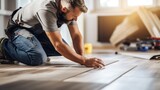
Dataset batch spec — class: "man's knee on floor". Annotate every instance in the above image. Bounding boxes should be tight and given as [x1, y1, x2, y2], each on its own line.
[29, 60, 43, 66]
[27, 52, 47, 66]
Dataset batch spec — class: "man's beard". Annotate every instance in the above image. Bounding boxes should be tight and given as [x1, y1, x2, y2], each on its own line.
[58, 12, 73, 23]
[56, 11, 74, 27]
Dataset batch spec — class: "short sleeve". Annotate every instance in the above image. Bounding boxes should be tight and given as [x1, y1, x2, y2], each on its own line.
[36, 10, 60, 32]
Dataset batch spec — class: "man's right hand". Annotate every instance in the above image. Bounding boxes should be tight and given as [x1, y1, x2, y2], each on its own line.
[84, 58, 105, 69]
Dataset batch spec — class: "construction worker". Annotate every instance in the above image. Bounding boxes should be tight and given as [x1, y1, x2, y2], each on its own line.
[0, 0, 105, 68]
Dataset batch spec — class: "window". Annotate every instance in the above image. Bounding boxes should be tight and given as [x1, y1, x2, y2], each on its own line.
[100, 0, 120, 7]
[127, 0, 154, 6]
[17, 0, 31, 8]
[98, 0, 156, 10]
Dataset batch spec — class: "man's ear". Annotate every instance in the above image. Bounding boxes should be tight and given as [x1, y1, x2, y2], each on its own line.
[61, 7, 68, 13]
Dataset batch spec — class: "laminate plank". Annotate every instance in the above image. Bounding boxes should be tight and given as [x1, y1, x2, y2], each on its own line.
[122, 61, 160, 78]
[1, 54, 153, 90]
[0, 67, 92, 85]
[102, 59, 160, 90]
[44, 55, 119, 68]
[0, 58, 118, 86]
[102, 77, 160, 90]
[64, 62, 136, 84]
[0, 80, 105, 90]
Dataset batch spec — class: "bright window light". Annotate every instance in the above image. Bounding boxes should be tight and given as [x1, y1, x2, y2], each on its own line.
[100, 0, 120, 7]
[17, 0, 31, 7]
[127, 0, 154, 6]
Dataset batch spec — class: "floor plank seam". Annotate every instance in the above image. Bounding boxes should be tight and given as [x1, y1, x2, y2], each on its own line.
[62, 60, 119, 81]
[100, 65, 137, 90]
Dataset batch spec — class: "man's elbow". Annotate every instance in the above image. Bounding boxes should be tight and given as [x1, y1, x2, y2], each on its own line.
[53, 41, 63, 51]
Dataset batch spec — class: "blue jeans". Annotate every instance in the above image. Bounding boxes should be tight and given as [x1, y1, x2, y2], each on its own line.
[3, 24, 64, 66]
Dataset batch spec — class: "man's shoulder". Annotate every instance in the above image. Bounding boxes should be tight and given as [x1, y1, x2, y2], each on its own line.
[33, 0, 58, 13]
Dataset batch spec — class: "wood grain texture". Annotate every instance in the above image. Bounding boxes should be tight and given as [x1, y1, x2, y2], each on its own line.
[0, 54, 160, 90]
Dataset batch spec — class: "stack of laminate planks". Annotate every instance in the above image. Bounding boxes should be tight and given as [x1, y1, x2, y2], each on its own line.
[110, 7, 160, 46]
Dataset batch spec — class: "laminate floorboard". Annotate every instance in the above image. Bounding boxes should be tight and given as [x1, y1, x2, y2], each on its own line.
[1, 53, 159, 90]
[0, 80, 105, 90]
[0, 56, 118, 87]
[64, 62, 136, 84]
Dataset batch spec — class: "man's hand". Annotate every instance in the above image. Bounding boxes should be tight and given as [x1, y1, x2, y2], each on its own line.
[84, 58, 105, 69]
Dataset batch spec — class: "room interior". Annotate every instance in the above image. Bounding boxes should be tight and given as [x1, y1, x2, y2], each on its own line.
[0, 0, 160, 90]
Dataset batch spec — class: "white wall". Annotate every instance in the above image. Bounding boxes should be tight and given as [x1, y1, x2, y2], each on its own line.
[157, 0, 160, 6]
[0, 0, 16, 38]
[84, 14, 97, 44]
[0, 15, 5, 38]
[85, 0, 95, 12]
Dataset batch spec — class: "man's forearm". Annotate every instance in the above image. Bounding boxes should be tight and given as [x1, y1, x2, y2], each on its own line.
[73, 37, 84, 56]
[55, 41, 85, 65]
[68, 24, 84, 56]
[46, 32, 85, 65]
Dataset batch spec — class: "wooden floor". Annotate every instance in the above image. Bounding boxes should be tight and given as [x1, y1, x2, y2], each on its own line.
[0, 53, 160, 90]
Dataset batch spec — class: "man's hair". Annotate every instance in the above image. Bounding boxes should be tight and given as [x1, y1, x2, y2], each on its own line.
[61, 0, 88, 13]
[70, 0, 88, 13]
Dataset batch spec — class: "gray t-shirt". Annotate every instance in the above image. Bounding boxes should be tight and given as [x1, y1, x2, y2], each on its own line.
[12, 0, 75, 32]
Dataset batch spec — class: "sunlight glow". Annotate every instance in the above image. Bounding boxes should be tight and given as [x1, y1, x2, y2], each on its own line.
[127, 0, 153, 6]
[100, 0, 120, 7]
[17, 0, 31, 7]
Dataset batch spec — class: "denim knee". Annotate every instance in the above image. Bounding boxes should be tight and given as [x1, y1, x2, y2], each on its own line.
[27, 51, 47, 66]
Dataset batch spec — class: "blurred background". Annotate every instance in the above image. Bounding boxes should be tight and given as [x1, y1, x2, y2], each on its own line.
[0, 0, 160, 48]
